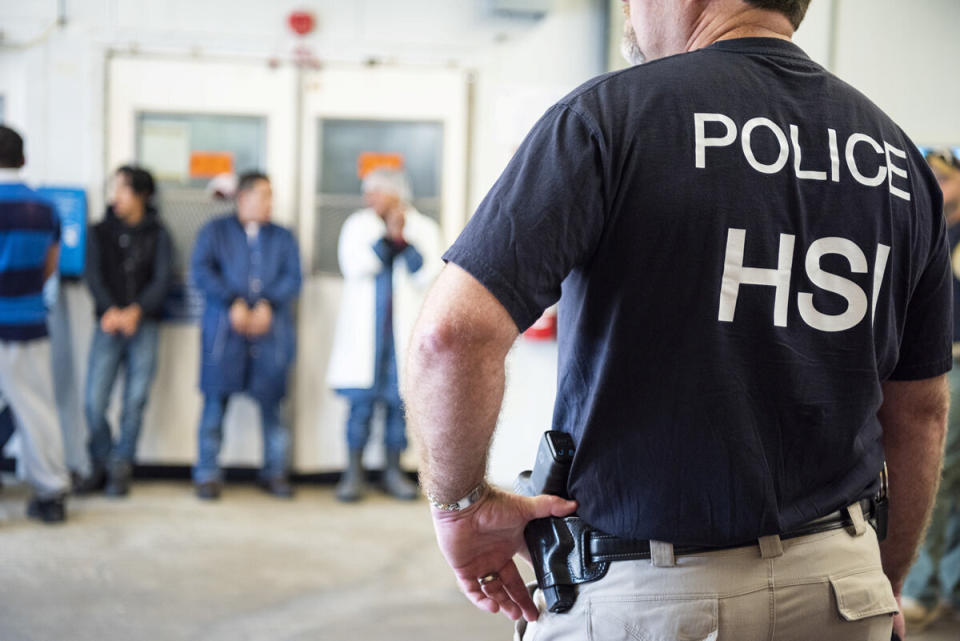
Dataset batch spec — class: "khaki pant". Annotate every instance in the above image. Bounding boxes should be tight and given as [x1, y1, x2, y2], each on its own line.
[517, 505, 897, 641]
[0, 339, 69, 499]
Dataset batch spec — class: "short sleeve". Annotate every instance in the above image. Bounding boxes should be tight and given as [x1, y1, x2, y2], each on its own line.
[888, 214, 953, 381]
[49, 208, 61, 244]
[443, 104, 606, 331]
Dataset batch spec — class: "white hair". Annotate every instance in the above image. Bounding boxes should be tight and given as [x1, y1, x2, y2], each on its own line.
[362, 168, 412, 203]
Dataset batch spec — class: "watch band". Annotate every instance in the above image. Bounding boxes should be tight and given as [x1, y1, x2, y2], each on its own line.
[427, 481, 488, 512]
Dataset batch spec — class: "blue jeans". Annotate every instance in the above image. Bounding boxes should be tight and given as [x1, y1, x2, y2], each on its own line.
[193, 394, 290, 483]
[340, 392, 407, 452]
[84, 322, 160, 467]
[904, 365, 960, 606]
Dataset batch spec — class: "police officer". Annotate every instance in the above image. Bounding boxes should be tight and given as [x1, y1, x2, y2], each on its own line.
[405, 1, 951, 640]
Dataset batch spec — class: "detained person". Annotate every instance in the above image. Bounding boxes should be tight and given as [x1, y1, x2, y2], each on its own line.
[81, 165, 173, 497]
[0, 125, 70, 522]
[327, 169, 442, 502]
[190, 172, 302, 500]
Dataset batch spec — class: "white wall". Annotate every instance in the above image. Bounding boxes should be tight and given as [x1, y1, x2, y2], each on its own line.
[830, 0, 960, 145]
[468, 0, 607, 211]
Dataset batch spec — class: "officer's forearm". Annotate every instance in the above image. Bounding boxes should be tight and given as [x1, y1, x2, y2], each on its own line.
[406, 331, 506, 503]
[877, 375, 949, 593]
[404, 264, 519, 504]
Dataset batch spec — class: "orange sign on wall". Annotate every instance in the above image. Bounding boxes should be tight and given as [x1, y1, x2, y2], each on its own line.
[357, 152, 404, 179]
[189, 151, 234, 179]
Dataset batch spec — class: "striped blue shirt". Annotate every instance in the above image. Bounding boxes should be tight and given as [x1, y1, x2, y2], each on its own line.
[0, 178, 59, 341]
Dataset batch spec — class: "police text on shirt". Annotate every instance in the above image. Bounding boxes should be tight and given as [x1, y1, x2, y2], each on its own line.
[695, 113, 902, 333]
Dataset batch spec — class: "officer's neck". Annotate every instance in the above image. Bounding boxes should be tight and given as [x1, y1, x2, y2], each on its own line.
[683, 7, 794, 56]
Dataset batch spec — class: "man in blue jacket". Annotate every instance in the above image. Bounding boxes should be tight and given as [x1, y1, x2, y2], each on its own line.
[190, 171, 301, 500]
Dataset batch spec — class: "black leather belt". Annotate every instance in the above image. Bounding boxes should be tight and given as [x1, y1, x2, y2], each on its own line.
[588, 498, 876, 563]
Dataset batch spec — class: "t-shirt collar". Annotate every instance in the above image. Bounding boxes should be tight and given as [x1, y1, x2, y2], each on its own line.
[705, 37, 811, 61]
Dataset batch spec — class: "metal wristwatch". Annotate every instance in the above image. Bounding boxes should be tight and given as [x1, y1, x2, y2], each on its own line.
[427, 481, 488, 512]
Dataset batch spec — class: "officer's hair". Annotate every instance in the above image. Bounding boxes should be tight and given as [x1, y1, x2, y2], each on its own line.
[742, 0, 810, 29]
[0, 125, 25, 169]
[116, 165, 156, 201]
[236, 171, 270, 196]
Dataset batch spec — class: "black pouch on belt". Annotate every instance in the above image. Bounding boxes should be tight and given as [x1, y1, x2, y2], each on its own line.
[515, 431, 610, 613]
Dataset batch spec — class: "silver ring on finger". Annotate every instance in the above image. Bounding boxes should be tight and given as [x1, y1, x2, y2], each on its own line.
[478, 572, 500, 586]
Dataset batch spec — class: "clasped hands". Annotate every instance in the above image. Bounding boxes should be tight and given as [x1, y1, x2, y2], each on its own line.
[229, 298, 273, 338]
[101, 304, 143, 337]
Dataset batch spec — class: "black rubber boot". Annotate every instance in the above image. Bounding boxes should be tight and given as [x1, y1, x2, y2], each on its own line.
[195, 481, 222, 501]
[74, 464, 107, 495]
[104, 461, 132, 497]
[382, 449, 418, 501]
[335, 449, 367, 502]
[258, 476, 294, 499]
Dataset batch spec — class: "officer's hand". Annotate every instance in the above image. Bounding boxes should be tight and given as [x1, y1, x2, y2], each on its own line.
[431, 485, 577, 622]
[229, 299, 251, 335]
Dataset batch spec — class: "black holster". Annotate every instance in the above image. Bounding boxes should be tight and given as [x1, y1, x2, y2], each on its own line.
[516, 431, 603, 613]
[524, 516, 610, 613]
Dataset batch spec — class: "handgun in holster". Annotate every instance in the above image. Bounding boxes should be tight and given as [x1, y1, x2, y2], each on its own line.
[515, 431, 610, 614]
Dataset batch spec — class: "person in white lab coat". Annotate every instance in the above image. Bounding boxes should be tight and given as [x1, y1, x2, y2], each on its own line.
[327, 169, 442, 501]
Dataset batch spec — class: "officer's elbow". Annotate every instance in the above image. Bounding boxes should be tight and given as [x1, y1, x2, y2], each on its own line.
[410, 317, 461, 369]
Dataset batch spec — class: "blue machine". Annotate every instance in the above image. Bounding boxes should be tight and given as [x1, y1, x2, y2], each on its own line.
[36, 187, 87, 277]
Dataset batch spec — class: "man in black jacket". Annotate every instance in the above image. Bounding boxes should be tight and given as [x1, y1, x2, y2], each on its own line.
[81, 166, 172, 496]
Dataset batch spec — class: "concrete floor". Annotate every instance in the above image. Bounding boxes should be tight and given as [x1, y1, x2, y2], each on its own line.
[0, 479, 514, 641]
[1, 479, 958, 641]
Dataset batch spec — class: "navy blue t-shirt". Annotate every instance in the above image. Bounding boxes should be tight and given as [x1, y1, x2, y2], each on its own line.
[444, 38, 952, 545]
[947, 223, 960, 342]
[0, 181, 60, 341]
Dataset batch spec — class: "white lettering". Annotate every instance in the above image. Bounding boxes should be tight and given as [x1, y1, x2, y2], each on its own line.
[694, 113, 737, 169]
[719, 228, 892, 332]
[828, 128, 840, 182]
[718, 228, 795, 327]
[884, 142, 911, 202]
[797, 238, 869, 332]
[742, 118, 790, 175]
[693, 112, 913, 201]
[845, 133, 887, 187]
[791, 124, 828, 181]
[872, 244, 891, 323]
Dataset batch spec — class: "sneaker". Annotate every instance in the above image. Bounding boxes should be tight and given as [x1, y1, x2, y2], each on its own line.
[257, 477, 294, 499]
[26, 495, 67, 523]
[194, 481, 222, 501]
